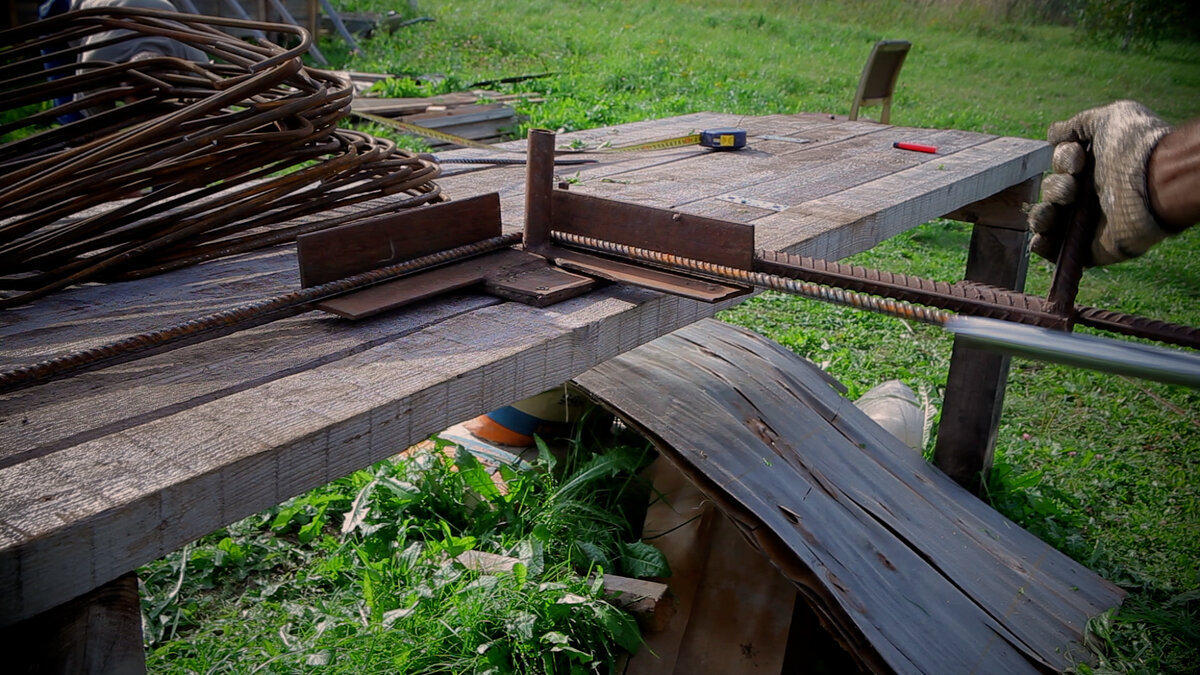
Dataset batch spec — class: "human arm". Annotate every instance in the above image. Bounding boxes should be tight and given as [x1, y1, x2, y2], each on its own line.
[1147, 117, 1200, 231]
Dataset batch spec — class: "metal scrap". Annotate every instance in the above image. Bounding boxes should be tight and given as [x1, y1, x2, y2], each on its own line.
[0, 7, 443, 308]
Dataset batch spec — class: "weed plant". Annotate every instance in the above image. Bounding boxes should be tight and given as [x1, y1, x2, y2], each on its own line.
[142, 423, 660, 673]
[145, 0, 1198, 671]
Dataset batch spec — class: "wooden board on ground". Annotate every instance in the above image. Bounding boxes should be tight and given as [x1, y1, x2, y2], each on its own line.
[351, 91, 543, 115]
[405, 104, 519, 146]
[455, 550, 674, 629]
[573, 318, 1124, 674]
[624, 457, 717, 674]
[352, 91, 536, 148]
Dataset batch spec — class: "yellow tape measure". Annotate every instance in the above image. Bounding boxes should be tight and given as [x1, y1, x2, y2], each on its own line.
[604, 133, 703, 152]
[606, 128, 747, 152]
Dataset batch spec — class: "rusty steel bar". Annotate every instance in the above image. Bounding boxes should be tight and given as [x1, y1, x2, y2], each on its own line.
[1075, 307, 1200, 348]
[548, 230, 1200, 350]
[550, 231, 952, 325]
[0, 234, 522, 395]
[1045, 156, 1098, 328]
[754, 250, 1061, 327]
[523, 129, 557, 251]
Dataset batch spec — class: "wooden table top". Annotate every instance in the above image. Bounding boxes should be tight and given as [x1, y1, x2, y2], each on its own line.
[0, 112, 1048, 625]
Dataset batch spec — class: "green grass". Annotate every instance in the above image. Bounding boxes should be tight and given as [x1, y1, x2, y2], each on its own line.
[333, 0, 1200, 136]
[145, 0, 1200, 671]
[143, 425, 658, 673]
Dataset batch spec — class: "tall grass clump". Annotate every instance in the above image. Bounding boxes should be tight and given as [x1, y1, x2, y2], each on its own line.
[141, 422, 661, 674]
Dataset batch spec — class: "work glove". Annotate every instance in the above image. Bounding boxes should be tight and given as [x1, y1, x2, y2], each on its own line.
[1026, 100, 1173, 266]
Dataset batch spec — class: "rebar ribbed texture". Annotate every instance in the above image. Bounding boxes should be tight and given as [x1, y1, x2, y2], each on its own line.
[0, 233, 521, 393]
[549, 231, 952, 325]
[550, 231, 1200, 349]
[0, 7, 443, 308]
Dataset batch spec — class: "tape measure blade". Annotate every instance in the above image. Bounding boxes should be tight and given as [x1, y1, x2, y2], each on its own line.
[352, 111, 512, 152]
[605, 133, 701, 152]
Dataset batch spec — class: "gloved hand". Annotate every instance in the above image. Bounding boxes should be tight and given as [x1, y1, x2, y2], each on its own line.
[1026, 100, 1173, 266]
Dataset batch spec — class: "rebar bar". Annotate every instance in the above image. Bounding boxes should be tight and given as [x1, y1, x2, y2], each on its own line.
[0, 233, 522, 393]
[549, 231, 953, 325]
[0, 8, 443, 308]
[549, 230, 1200, 349]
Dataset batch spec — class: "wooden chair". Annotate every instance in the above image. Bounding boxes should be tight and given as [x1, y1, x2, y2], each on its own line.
[849, 40, 911, 124]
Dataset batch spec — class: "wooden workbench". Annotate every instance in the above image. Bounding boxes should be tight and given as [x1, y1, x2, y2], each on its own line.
[0, 112, 1049, 671]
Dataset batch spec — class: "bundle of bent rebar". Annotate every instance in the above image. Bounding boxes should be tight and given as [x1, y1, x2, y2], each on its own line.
[0, 7, 443, 308]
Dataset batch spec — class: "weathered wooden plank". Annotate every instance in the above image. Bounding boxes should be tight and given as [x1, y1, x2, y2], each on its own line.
[433, 113, 1035, 266]
[433, 111, 868, 221]
[0, 287, 727, 626]
[577, 127, 990, 221]
[455, 550, 674, 628]
[437, 119, 869, 226]
[0, 294, 500, 466]
[573, 319, 1123, 674]
[679, 128, 994, 224]
[0, 247, 303, 368]
[350, 92, 484, 115]
[681, 322, 1122, 618]
[406, 103, 516, 126]
[752, 136, 1050, 259]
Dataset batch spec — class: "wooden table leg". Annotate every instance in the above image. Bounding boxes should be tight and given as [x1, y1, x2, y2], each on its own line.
[934, 178, 1039, 493]
[3, 572, 146, 675]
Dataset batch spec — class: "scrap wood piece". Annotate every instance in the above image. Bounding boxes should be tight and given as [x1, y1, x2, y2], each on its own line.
[625, 457, 716, 673]
[627, 459, 795, 674]
[455, 550, 675, 631]
[572, 318, 1124, 674]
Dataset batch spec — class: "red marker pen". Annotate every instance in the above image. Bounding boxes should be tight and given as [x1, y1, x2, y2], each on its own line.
[893, 141, 938, 154]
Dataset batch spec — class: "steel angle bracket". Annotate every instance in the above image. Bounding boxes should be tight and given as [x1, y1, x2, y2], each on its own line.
[519, 129, 753, 303]
[295, 193, 595, 320]
[537, 190, 755, 303]
[296, 128, 754, 321]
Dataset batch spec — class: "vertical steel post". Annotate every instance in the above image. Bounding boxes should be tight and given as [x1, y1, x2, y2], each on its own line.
[1045, 157, 1097, 326]
[524, 129, 556, 251]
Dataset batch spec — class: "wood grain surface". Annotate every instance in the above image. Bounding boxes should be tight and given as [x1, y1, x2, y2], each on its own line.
[0, 112, 1050, 632]
[574, 319, 1123, 674]
[435, 112, 1049, 265]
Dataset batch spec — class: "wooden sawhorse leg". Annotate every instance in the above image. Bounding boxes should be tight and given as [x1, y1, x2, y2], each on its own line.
[934, 178, 1040, 494]
[3, 572, 146, 675]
